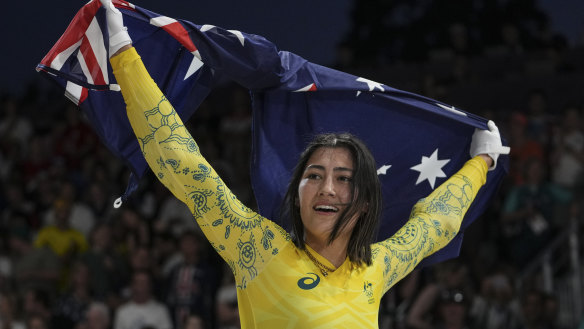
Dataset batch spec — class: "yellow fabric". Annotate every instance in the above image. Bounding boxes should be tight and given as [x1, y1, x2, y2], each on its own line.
[34, 226, 88, 257]
[111, 47, 488, 328]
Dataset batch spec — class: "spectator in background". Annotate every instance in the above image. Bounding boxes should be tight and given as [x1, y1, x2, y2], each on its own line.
[35, 198, 89, 259]
[215, 284, 239, 329]
[0, 138, 16, 183]
[52, 103, 98, 172]
[542, 293, 567, 329]
[19, 135, 51, 185]
[129, 246, 155, 275]
[113, 270, 172, 329]
[9, 216, 60, 297]
[433, 289, 472, 329]
[470, 270, 522, 329]
[490, 23, 525, 56]
[35, 198, 89, 292]
[0, 96, 33, 155]
[28, 174, 59, 224]
[165, 230, 217, 328]
[518, 290, 551, 329]
[507, 112, 545, 186]
[0, 233, 11, 294]
[551, 105, 584, 192]
[379, 269, 423, 329]
[156, 195, 196, 237]
[25, 314, 49, 329]
[22, 289, 53, 325]
[406, 260, 473, 329]
[1, 181, 36, 230]
[501, 157, 572, 266]
[117, 245, 161, 302]
[152, 230, 181, 278]
[51, 261, 93, 329]
[0, 293, 25, 329]
[111, 207, 149, 259]
[84, 182, 115, 222]
[183, 314, 205, 329]
[525, 89, 552, 146]
[80, 223, 128, 303]
[43, 180, 96, 237]
[77, 302, 111, 329]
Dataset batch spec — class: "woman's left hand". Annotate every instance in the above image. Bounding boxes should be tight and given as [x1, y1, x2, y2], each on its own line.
[470, 120, 510, 170]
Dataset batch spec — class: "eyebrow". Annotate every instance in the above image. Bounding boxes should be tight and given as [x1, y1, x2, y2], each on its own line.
[305, 164, 354, 173]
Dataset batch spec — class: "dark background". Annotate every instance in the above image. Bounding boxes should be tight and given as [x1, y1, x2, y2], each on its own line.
[2, 0, 583, 94]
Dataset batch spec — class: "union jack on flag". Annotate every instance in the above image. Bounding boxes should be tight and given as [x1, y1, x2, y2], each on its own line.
[37, 0, 509, 266]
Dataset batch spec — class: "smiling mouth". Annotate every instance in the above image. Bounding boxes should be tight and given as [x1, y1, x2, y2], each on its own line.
[314, 205, 339, 213]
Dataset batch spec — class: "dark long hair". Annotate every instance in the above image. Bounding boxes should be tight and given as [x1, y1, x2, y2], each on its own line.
[281, 133, 382, 266]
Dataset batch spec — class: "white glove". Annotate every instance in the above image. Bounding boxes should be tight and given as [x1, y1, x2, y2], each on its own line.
[100, 0, 132, 57]
[470, 120, 510, 171]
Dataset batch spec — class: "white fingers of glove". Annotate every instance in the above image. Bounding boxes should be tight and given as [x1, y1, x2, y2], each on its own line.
[470, 120, 511, 171]
[100, 0, 132, 57]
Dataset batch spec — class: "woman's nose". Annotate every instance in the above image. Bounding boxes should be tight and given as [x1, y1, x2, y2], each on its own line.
[319, 176, 335, 196]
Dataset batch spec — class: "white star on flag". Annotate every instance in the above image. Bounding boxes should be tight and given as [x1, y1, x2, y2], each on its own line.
[199, 25, 245, 46]
[410, 149, 450, 189]
[356, 77, 384, 92]
[377, 164, 392, 175]
[184, 52, 203, 80]
[200, 24, 215, 32]
[150, 16, 177, 28]
[227, 30, 245, 46]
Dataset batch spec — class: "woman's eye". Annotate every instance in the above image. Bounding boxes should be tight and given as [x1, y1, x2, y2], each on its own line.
[307, 173, 321, 180]
[339, 176, 352, 182]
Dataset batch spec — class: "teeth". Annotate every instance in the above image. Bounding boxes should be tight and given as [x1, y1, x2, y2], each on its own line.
[314, 205, 338, 212]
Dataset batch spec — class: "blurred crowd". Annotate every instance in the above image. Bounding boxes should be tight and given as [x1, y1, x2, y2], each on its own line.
[337, 0, 573, 68]
[1, 0, 584, 328]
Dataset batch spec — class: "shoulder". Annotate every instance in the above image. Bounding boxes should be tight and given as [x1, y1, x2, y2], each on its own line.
[115, 302, 134, 314]
[38, 226, 57, 234]
[66, 229, 87, 239]
[367, 244, 391, 270]
[146, 300, 170, 311]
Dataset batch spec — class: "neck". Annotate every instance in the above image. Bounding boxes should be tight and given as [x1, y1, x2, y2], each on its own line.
[305, 234, 349, 268]
[134, 296, 150, 304]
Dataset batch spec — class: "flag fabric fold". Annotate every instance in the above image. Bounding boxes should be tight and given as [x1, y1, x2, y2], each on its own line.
[37, 0, 508, 266]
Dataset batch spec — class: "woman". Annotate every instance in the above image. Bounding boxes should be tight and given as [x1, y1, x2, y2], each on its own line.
[101, 0, 507, 327]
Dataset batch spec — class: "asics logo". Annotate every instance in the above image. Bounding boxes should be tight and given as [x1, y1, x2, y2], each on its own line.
[297, 273, 320, 290]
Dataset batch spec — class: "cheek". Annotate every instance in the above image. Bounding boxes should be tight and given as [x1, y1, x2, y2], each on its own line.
[297, 179, 312, 206]
[338, 185, 353, 203]
[296, 182, 304, 207]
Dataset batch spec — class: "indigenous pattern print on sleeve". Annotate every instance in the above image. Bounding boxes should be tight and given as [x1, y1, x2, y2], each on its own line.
[110, 47, 290, 289]
[374, 157, 487, 294]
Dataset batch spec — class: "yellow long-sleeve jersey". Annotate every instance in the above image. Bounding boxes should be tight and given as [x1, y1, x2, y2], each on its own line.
[111, 47, 488, 329]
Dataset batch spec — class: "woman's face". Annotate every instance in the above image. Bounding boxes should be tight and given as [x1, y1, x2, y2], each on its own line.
[298, 147, 358, 243]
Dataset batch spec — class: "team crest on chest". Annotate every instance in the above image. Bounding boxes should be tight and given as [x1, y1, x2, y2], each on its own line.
[363, 281, 375, 304]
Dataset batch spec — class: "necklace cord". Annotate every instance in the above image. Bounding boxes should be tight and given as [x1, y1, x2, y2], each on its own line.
[304, 248, 336, 277]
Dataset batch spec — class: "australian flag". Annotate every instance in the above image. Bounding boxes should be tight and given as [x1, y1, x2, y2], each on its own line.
[37, 0, 508, 266]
